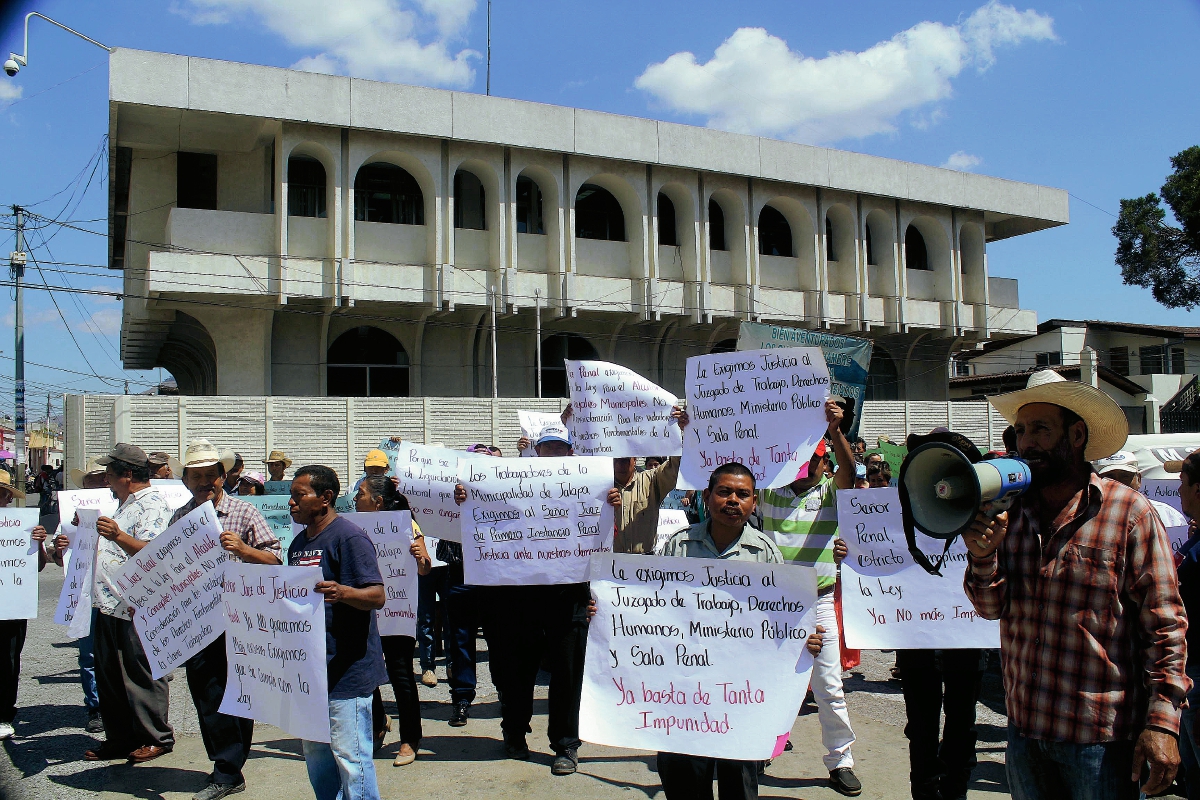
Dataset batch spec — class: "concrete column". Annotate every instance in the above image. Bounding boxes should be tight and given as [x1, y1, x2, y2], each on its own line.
[1080, 346, 1100, 387]
[1145, 395, 1162, 434]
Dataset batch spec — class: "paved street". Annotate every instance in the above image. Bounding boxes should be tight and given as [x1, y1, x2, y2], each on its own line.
[0, 567, 1018, 800]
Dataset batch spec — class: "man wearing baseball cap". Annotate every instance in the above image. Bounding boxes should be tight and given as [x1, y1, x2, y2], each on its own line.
[965, 370, 1188, 798]
[1095, 451, 1188, 532]
[85, 444, 176, 764]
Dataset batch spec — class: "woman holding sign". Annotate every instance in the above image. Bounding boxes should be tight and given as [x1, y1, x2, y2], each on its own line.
[356, 476, 431, 768]
[0, 470, 47, 742]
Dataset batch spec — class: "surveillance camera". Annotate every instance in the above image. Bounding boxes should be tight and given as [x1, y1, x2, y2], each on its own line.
[2, 59, 18, 77]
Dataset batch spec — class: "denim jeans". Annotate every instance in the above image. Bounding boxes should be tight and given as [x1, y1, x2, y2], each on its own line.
[79, 608, 99, 711]
[416, 567, 448, 672]
[1180, 663, 1200, 800]
[1006, 725, 1137, 800]
[302, 696, 381, 800]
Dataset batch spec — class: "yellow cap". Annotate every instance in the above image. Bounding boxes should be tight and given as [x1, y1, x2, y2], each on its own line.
[364, 449, 389, 468]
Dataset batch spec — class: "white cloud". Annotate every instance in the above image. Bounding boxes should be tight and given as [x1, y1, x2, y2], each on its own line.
[942, 151, 983, 171]
[634, 1, 1055, 144]
[0, 82, 23, 103]
[86, 307, 122, 337]
[176, 0, 479, 88]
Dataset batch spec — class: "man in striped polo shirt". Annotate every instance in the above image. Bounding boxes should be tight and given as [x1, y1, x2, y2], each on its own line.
[760, 398, 860, 796]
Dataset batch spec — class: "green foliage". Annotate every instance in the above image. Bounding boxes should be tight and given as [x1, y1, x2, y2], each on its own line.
[1113, 146, 1200, 309]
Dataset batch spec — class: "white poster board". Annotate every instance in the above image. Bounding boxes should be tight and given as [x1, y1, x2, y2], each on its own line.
[350, 510, 418, 638]
[113, 503, 227, 679]
[519, 410, 567, 457]
[841, 492, 1000, 649]
[56, 489, 116, 529]
[54, 509, 101, 638]
[653, 510, 692, 555]
[566, 360, 682, 458]
[1142, 479, 1183, 514]
[680, 347, 830, 491]
[458, 456, 614, 585]
[149, 480, 194, 511]
[581, 553, 817, 760]
[219, 561, 330, 742]
[393, 443, 481, 542]
[0, 508, 44, 619]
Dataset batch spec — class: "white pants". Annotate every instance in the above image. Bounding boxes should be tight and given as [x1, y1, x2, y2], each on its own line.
[812, 590, 855, 770]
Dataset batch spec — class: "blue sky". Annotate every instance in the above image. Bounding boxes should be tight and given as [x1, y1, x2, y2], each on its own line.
[0, 0, 1198, 412]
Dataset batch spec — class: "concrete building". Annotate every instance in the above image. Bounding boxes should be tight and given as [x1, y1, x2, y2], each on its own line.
[950, 319, 1200, 433]
[110, 48, 1065, 402]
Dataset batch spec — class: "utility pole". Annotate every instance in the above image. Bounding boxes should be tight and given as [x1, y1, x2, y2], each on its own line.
[535, 289, 542, 398]
[489, 286, 498, 398]
[486, 0, 492, 96]
[10, 206, 25, 501]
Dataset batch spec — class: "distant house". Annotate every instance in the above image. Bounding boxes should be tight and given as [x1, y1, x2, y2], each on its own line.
[950, 319, 1200, 433]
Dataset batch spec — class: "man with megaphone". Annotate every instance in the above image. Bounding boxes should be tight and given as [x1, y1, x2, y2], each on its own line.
[961, 369, 1189, 800]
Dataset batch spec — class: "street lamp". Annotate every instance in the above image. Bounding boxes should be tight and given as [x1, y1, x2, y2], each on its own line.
[5, 12, 109, 501]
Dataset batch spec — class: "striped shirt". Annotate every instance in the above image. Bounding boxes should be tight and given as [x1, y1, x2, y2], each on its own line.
[760, 476, 838, 591]
[964, 472, 1190, 742]
[169, 491, 281, 563]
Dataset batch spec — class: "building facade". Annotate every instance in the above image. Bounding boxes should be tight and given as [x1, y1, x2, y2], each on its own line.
[110, 49, 1065, 402]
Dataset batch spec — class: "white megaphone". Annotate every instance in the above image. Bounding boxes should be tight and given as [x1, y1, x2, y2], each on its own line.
[902, 442, 1032, 540]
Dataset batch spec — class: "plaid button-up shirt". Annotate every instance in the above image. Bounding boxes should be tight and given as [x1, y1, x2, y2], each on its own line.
[170, 491, 281, 563]
[964, 471, 1190, 742]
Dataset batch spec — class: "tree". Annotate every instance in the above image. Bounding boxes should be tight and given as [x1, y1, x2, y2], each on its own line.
[1113, 146, 1200, 309]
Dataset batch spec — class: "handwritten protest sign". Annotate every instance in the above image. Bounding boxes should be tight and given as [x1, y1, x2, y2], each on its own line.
[458, 456, 614, 585]
[113, 503, 227, 679]
[567, 360, 681, 458]
[149, 480, 194, 510]
[841, 507, 1000, 649]
[0, 509, 43, 619]
[56, 489, 116, 530]
[581, 553, 817, 760]
[393, 443, 472, 542]
[654, 510, 691, 555]
[519, 411, 567, 457]
[54, 509, 100, 638]
[1142, 479, 1183, 514]
[680, 347, 830, 490]
[350, 511, 418, 638]
[242, 495, 296, 553]
[219, 561, 329, 742]
[835, 488, 907, 577]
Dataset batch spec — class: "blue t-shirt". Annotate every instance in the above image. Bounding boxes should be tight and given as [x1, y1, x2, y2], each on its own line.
[288, 515, 387, 699]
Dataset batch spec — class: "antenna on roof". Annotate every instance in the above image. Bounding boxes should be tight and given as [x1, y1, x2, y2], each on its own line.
[486, 0, 491, 96]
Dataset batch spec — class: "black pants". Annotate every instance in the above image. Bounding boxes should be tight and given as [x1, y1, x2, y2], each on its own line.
[185, 635, 252, 785]
[493, 583, 589, 753]
[896, 649, 984, 800]
[0, 619, 27, 724]
[94, 612, 173, 750]
[371, 635, 422, 747]
[657, 752, 759, 800]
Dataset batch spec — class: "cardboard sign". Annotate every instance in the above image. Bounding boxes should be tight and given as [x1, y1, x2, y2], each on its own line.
[113, 503, 227, 679]
[219, 562, 330, 742]
[567, 360, 682, 458]
[0, 508, 44, 620]
[836, 488, 907, 577]
[680, 347, 831, 490]
[54, 509, 101, 638]
[242, 495, 296, 553]
[349, 511, 418, 638]
[654, 510, 692, 555]
[458, 456, 614, 585]
[519, 410, 567, 457]
[580, 553, 817, 760]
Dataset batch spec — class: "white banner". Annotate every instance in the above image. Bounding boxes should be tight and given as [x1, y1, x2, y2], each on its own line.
[835, 488, 908, 577]
[519, 410, 567, 457]
[680, 347, 830, 491]
[350, 511, 418, 638]
[219, 562, 330, 742]
[113, 503, 227, 679]
[394, 443, 475, 542]
[654, 510, 692, 555]
[842, 524, 1001, 650]
[55, 509, 101, 638]
[458, 456, 614, 585]
[56, 489, 117, 529]
[566, 360, 682, 458]
[0, 508, 44, 620]
[581, 553, 818, 760]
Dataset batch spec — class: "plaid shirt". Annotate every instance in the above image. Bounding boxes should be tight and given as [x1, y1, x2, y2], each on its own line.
[170, 491, 281, 563]
[964, 471, 1190, 742]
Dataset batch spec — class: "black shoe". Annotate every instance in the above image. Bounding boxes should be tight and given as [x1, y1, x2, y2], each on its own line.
[448, 701, 470, 727]
[503, 735, 529, 760]
[829, 768, 862, 796]
[551, 748, 578, 775]
[85, 710, 104, 734]
[193, 782, 246, 800]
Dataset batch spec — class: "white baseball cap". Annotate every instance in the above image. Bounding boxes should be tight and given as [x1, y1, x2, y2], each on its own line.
[1093, 450, 1139, 476]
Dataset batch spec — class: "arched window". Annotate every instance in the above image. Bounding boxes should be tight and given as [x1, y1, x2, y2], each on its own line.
[454, 169, 486, 230]
[541, 333, 598, 397]
[516, 176, 544, 235]
[354, 163, 424, 225]
[327, 326, 410, 397]
[825, 217, 836, 262]
[708, 199, 726, 251]
[866, 348, 899, 401]
[288, 156, 326, 218]
[575, 184, 625, 241]
[758, 206, 792, 257]
[905, 225, 929, 271]
[865, 224, 874, 266]
[658, 193, 678, 247]
[710, 338, 738, 354]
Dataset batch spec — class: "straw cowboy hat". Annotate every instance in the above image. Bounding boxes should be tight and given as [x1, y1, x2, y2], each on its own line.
[262, 450, 293, 468]
[182, 439, 237, 472]
[987, 369, 1128, 462]
[69, 459, 105, 490]
[0, 468, 25, 499]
